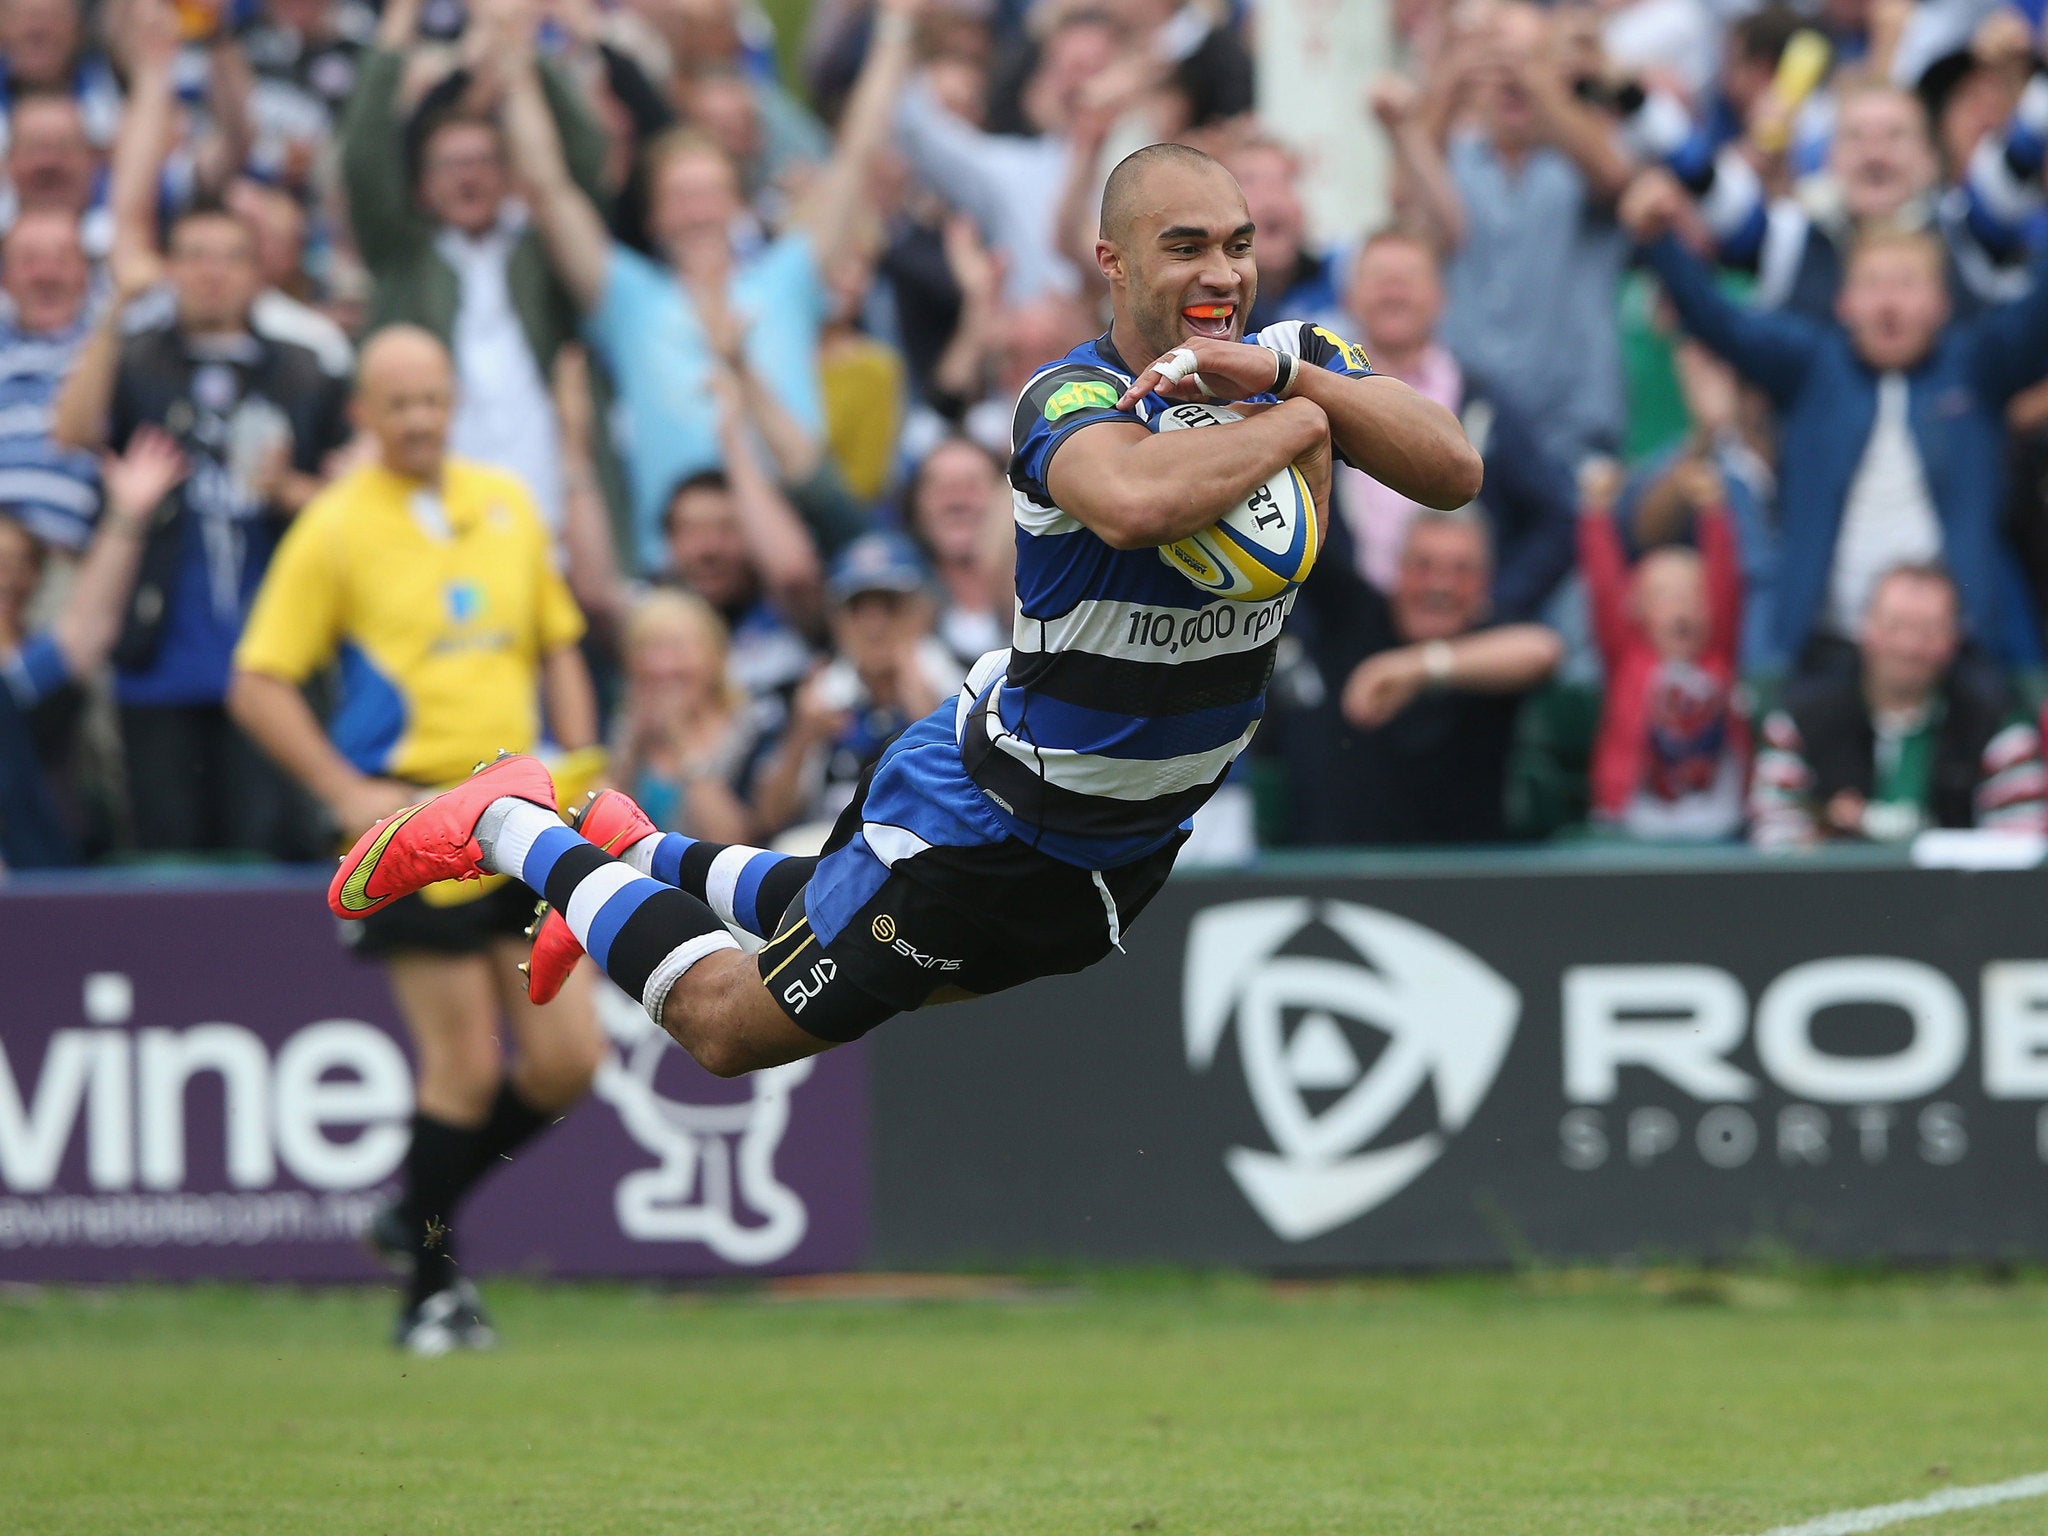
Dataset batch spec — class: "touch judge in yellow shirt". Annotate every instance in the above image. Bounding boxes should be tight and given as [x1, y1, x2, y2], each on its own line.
[230, 326, 603, 1355]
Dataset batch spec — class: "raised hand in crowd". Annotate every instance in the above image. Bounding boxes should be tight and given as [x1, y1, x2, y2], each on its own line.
[43, 429, 188, 680]
[1618, 168, 1688, 244]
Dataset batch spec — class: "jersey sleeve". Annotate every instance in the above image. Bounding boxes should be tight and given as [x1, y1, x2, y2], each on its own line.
[1256, 319, 1374, 379]
[1009, 363, 1132, 505]
[233, 501, 346, 683]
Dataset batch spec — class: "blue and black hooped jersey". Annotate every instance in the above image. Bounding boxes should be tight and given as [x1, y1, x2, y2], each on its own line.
[962, 322, 1372, 869]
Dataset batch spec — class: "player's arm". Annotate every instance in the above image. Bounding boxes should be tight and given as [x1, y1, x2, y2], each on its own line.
[1288, 370, 1483, 512]
[1043, 400, 1331, 552]
[1117, 333, 1482, 512]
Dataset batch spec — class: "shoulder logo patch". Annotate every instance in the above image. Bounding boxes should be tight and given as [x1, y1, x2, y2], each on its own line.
[1043, 380, 1120, 421]
[1312, 326, 1371, 374]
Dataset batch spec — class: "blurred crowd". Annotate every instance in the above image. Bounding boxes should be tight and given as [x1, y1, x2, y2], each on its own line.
[13, 0, 2048, 875]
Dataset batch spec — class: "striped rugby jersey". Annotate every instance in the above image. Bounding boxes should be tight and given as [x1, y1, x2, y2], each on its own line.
[963, 320, 1373, 869]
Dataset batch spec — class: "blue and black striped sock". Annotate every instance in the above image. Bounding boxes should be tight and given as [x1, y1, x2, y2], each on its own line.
[479, 802, 738, 1013]
[630, 833, 816, 941]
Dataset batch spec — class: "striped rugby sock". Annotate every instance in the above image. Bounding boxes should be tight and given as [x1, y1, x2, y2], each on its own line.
[626, 833, 815, 941]
[478, 800, 738, 1016]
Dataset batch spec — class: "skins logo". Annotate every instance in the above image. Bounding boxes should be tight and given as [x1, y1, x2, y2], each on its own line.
[1185, 899, 1519, 1241]
[871, 914, 961, 971]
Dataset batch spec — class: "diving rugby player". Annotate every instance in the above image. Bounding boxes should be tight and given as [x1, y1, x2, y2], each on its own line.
[326, 144, 1483, 1075]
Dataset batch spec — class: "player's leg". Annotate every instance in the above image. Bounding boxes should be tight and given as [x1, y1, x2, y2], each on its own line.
[330, 757, 857, 1075]
[572, 788, 817, 939]
[381, 950, 503, 1350]
[524, 789, 816, 1004]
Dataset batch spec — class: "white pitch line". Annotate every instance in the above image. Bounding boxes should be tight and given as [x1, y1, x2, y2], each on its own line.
[1748, 1471, 2048, 1536]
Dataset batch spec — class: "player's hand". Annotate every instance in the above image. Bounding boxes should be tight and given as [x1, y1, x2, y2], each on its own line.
[1291, 421, 1333, 537]
[1619, 169, 1686, 243]
[1116, 337, 1277, 409]
[330, 778, 415, 842]
[1342, 649, 1429, 731]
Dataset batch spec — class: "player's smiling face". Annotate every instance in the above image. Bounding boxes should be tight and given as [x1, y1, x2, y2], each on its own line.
[1120, 163, 1259, 364]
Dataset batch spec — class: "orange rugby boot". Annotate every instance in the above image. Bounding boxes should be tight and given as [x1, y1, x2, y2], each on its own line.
[329, 754, 560, 920]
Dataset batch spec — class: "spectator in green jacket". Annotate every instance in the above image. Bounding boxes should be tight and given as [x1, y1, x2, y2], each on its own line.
[338, 0, 608, 539]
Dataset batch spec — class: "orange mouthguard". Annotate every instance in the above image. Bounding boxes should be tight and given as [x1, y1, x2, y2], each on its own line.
[1182, 304, 1234, 318]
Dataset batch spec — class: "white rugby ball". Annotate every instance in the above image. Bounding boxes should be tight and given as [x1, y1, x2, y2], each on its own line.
[1151, 400, 1319, 602]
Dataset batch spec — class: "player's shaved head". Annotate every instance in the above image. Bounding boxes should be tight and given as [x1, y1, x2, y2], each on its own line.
[1099, 142, 1230, 244]
[355, 325, 455, 482]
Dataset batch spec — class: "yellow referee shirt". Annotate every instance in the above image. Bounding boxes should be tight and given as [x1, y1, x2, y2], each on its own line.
[235, 458, 585, 788]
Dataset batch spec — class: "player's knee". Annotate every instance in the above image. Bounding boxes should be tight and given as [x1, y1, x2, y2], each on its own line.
[684, 1032, 758, 1079]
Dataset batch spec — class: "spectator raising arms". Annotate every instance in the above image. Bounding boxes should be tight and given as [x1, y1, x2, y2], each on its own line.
[1581, 461, 1750, 841]
[340, 0, 608, 534]
[53, 188, 347, 858]
[1624, 167, 2048, 677]
[0, 429, 187, 870]
[1751, 564, 2047, 847]
[499, 0, 918, 568]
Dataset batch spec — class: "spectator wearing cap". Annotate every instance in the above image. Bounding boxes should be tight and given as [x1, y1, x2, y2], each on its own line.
[1334, 228, 1577, 624]
[1751, 563, 2046, 848]
[338, 0, 606, 534]
[1624, 169, 2048, 675]
[501, 0, 915, 570]
[0, 210, 99, 552]
[751, 530, 964, 841]
[1271, 510, 1565, 847]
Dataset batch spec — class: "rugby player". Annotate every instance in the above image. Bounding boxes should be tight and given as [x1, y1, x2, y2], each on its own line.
[326, 145, 1483, 1075]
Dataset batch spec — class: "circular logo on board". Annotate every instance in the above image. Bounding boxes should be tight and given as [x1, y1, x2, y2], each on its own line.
[871, 914, 897, 944]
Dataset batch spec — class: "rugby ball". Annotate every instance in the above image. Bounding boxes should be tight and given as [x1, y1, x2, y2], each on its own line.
[1152, 401, 1319, 602]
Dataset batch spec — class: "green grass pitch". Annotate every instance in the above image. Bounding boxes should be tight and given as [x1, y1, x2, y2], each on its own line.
[5, 1271, 2048, 1535]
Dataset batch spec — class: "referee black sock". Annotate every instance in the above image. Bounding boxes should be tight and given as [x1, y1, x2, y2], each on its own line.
[628, 832, 817, 940]
[400, 1112, 480, 1305]
[476, 800, 742, 1018]
[458, 1080, 553, 1194]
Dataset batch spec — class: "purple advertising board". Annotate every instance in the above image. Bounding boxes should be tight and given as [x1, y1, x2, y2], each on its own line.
[0, 874, 868, 1282]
